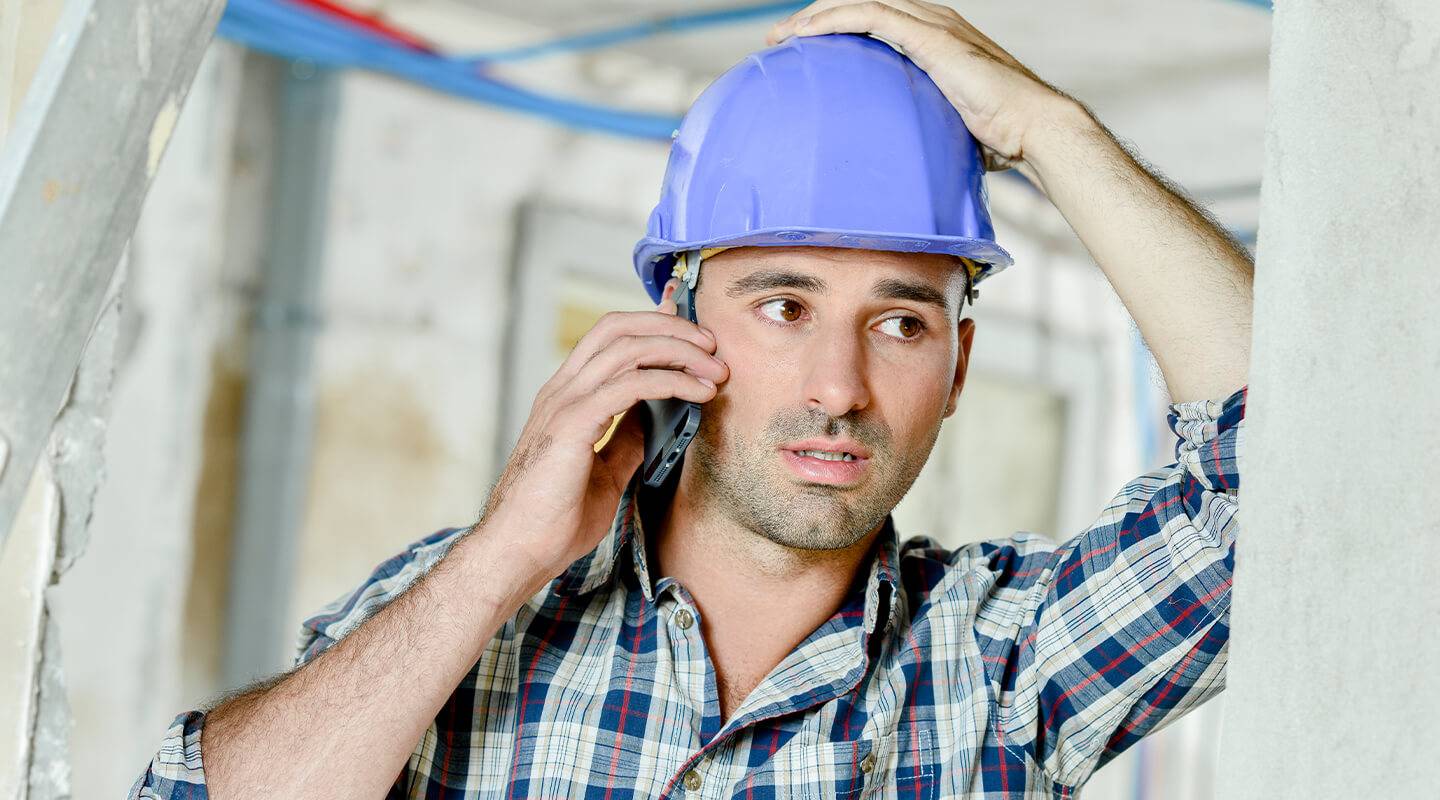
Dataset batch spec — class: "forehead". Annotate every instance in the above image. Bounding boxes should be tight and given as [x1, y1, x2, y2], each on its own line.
[703, 245, 966, 291]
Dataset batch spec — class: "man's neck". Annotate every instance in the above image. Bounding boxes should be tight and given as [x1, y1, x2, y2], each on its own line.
[644, 467, 883, 719]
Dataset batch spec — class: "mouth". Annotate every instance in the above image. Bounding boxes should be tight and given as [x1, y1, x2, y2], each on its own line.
[778, 439, 872, 486]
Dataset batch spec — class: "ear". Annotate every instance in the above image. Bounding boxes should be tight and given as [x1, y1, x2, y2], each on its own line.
[943, 317, 976, 418]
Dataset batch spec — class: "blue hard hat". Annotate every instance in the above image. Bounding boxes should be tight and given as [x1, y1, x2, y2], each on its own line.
[633, 33, 1013, 304]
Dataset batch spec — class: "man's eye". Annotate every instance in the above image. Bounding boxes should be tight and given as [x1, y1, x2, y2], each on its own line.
[759, 298, 804, 323]
[877, 316, 924, 340]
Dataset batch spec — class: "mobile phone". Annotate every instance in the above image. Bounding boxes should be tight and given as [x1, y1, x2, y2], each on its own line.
[640, 261, 703, 488]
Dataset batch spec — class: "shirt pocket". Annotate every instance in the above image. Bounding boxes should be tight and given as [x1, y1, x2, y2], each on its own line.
[871, 728, 939, 800]
[733, 730, 937, 800]
[732, 737, 874, 800]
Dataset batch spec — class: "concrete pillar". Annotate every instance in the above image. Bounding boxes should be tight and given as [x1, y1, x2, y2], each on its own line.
[1217, 2, 1440, 797]
[0, 3, 73, 795]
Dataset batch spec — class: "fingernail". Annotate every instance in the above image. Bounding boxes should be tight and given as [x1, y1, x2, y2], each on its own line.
[794, 15, 811, 32]
[698, 377, 716, 388]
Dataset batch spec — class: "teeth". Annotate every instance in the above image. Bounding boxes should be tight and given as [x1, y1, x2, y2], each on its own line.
[796, 449, 856, 462]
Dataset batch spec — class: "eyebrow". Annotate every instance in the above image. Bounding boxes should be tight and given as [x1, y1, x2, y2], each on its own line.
[725, 269, 828, 297]
[870, 277, 952, 316]
[725, 268, 952, 315]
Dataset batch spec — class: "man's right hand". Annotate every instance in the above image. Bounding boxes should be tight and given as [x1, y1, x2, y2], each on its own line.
[477, 276, 728, 582]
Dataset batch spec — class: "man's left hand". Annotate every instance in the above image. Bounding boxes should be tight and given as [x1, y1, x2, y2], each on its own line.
[767, 0, 1070, 172]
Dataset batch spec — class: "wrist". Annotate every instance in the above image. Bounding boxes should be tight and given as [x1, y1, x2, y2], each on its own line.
[447, 520, 557, 616]
[1018, 95, 1103, 180]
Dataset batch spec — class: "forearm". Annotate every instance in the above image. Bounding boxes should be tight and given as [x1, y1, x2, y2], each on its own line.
[1023, 99, 1254, 403]
[202, 523, 549, 798]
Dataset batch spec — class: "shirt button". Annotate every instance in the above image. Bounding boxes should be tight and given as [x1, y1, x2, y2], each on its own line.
[683, 769, 702, 791]
[675, 608, 694, 630]
[860, 751, 876, 774]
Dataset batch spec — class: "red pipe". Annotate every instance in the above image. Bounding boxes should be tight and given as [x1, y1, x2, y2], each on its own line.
[289, 0, 438, 53]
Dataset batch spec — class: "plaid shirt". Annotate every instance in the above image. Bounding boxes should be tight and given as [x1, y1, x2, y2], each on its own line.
[133, 386, 1244, 799]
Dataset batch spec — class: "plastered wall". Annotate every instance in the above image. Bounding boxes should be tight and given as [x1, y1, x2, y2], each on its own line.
[1216, 3, 1440, 796]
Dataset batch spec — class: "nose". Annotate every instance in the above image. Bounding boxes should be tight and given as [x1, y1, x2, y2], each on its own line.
[800, 327, 871, 418]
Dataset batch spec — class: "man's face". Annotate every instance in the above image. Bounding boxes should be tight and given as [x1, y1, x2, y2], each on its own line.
[682, 245, 976, 552]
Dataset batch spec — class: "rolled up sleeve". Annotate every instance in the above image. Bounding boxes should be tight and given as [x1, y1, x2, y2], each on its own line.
[129, 527, 464, 798]
[128, 710, 208, 799]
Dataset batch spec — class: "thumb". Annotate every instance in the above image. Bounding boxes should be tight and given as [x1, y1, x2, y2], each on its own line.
[596, 405, 646, 478]
[657, 276, 680, 316]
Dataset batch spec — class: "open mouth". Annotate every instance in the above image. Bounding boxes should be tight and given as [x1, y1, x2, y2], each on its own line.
[779, 439, 873, 486]
[792, 449, 859, 462]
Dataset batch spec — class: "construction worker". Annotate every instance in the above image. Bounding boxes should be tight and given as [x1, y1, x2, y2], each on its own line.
[133, 2, 1250, 797]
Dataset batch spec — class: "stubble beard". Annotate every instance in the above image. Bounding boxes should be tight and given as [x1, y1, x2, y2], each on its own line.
[687, 404, 943, 552]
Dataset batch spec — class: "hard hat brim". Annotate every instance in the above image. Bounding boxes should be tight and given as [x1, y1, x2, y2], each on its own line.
[633, 228, 1013, 304]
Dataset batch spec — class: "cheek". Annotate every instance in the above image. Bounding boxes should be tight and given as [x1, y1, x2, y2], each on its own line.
[869, 356, 954, 435]
[711, 340, 798, 419]
[711, 312, 803, 391]
[705, 323, 803, 439]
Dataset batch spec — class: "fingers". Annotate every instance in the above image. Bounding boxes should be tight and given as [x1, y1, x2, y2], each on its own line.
[551, 290, 714, 388]
[768, 1, 947, 47]
[766, 0, 838, 45]
[844, 0, 953, 27]
[539, 273, 727, 445]
[572, 333, 729, 396]
[588, 368, 719, 424]
[560, 367, 720, 447]
[800, 4, 929, 50]
[657, 275, 680, 316]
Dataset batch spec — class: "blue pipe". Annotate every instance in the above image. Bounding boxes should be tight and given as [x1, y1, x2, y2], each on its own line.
[219, 0, 1264, 250]
[220, 0, 683, 140]
[219, 0, 1272, 144]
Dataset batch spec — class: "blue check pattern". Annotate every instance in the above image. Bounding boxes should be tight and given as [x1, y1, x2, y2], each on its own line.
[132, 386, 1244, 799]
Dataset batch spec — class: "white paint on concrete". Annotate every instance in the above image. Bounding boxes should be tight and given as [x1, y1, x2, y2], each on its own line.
[146, 94, 179, 178]
[1216, 2, 1440, 797]
[0, 0, 64, 141]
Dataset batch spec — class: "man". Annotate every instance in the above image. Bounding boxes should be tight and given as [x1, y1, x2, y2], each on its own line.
[133, 1, 1250, 797]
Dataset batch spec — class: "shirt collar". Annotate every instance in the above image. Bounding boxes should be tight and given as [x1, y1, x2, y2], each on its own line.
[554, 469, 904, 638]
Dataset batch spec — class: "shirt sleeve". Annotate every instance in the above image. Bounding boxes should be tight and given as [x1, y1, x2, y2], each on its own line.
[969, 384, 1245, 791]
[127, 527, 467, 799]
[127, 711, 207, 799]
[293, 527, 467, 667]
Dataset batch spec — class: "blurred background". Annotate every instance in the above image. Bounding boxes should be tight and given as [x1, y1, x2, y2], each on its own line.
[2, 0, 1270, 796]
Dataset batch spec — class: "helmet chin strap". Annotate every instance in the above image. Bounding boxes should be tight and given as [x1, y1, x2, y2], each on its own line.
[961, 257, 980, 308]
[674, 250, 701, 293]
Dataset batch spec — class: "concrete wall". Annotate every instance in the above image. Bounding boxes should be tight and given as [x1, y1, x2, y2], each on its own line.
[44, 41, 252, 800]
[1, 3, 100, 797]
[1216, 2, 1440, 797]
